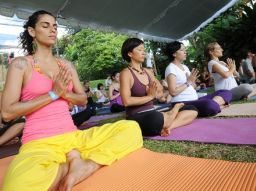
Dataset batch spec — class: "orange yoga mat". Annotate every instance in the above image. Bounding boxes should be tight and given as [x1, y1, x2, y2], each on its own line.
[1, 149, 256, 191]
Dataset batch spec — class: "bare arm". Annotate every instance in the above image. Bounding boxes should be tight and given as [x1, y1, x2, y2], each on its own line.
[60, 60, 87, 106]
[212, 60, 235, 79]
[1, 57, 54, 121]
[108, 84, 120, 100]
[120, 68, 155, 107]
[167, 74, 189, 96]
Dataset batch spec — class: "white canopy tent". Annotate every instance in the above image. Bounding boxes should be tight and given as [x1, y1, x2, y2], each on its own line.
[0, 0, 238, 41]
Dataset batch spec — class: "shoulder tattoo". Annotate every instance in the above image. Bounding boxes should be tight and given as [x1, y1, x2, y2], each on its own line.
[12, 57, 28, 70]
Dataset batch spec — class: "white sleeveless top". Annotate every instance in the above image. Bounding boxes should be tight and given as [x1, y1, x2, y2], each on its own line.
[208, 60, 238, 90]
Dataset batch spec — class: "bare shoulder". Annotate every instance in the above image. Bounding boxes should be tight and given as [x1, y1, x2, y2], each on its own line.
[120, 67, 130, 75]
[10, 56, 28, 71]
[120, 68, 132, 79]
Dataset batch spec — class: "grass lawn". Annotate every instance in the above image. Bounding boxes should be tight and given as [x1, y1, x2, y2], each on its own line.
[90, 80, 256, 163]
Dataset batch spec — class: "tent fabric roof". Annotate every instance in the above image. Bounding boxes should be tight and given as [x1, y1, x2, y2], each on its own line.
[0, 0, 238, 42]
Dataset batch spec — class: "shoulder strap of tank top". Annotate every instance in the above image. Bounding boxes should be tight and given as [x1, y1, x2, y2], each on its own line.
[127, 67, 137, 79]
[143, 69, 152, 82]
[26, 55, 41, 73]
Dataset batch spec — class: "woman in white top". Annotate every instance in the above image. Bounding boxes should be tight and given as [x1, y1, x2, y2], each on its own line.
[165, 41, 232, 117]
[205, 42, 254, 101]
[95, 83, 109, 105]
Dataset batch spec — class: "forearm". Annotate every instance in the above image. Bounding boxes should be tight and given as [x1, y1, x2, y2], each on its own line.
[123, 95, 154, 107]
[2, 93, 53, 121]
[170, 83, 189, 96]
[63, 92, 87, 106]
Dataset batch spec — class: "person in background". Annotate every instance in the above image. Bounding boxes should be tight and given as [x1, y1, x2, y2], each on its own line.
[120, 38, 198, 137]
[241, 50, 255, 83]
[158, 79, 172, 103]
[1, 10, 142, 191]
[104, 73, 112, 90]
[252, 55, 256, 74]
[205, 42, 255, 101]
[83, 80, 94, 106]
[95, 83, 109, 105]
[108, 71, 125, 113]
[165, 41, 232, 117]
[199, 66, 212, 89]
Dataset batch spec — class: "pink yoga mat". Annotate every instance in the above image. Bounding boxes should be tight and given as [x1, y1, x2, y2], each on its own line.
[145, 118, 256, 145]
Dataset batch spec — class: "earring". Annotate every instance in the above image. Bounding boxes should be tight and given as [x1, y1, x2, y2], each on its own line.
[32, 40, 37, 53]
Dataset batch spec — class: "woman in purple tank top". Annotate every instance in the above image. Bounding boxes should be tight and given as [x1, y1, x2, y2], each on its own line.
[108, 71, 125, 113]
[120, 38, 198, 137]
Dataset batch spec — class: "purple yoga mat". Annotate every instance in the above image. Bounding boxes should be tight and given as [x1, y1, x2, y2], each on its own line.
[145, 118, 256, 145]
[88, 113, 124, 123]
[78, 113, 125, 130]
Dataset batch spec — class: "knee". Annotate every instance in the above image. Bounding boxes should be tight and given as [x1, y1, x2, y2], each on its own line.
[216, 90, 232, 103]
[200, 100, 220, 117]
[121, 120, 143, 142]
[240, 84, 253, 95]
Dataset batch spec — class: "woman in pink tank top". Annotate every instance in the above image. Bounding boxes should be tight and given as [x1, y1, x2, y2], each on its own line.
[1, 11, 142, 191]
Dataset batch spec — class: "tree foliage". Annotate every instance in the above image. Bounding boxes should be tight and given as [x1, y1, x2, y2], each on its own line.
[188, 0, 256, 71]
[61, 28, 128, 80]
[59, 0, 255, 80]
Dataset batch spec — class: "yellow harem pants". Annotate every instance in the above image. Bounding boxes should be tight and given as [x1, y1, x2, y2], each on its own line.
[2, 120, 143, 191]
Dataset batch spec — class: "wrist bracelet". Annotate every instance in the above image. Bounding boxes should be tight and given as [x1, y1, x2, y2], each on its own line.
[48, 91, 59, 101]
[185, 82, 190, 87]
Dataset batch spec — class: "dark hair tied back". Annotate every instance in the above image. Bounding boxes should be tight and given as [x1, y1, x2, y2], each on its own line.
[19, 10, 55, 55]
[165, 41, 183, 62]
[121, 38, 144, 62]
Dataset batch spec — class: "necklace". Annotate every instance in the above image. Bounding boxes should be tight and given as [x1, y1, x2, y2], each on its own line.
[32, 55, 42, 73]
[129, 65, 145, 74]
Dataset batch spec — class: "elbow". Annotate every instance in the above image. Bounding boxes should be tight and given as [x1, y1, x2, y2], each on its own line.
[78, 94, 87, 106]
[122, 99, 130, 107]
[169, 91, 177, 97]
[222, 74, 229, 79]
[123, 102, 129, 107]
[1, 111, 14, 122]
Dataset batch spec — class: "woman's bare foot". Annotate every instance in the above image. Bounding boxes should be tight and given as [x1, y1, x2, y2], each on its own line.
[161, 103, 184, 136]
[59, 150, 101, 191]
[220, 104, 230, 110]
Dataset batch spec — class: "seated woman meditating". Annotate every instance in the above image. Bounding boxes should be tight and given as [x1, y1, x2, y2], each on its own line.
[95, 83, 110, 105]
[1, 10, 142, 191]
[120, 38, 198, 137]
[165, 41, 232, 117]
[108, 71, 125, 113]
[205, 42, 255, 101]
